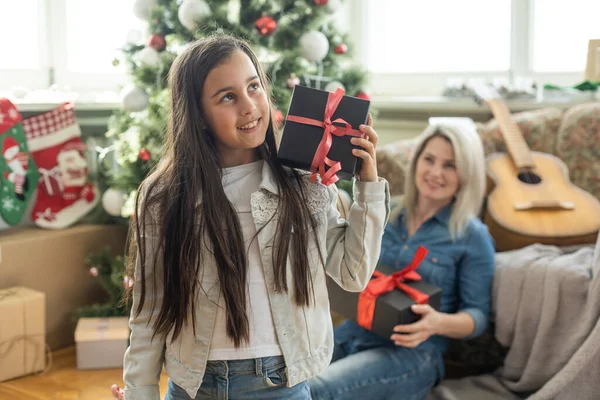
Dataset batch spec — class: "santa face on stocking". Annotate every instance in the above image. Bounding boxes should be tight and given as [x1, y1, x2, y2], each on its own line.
[2, 136, 29, 200]
[21, 102, 98, 229]
[57, 147, 88, 188]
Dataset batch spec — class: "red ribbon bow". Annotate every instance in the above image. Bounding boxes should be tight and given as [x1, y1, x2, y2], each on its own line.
[357, 246, 430, 331]
[285, 88, 363, 186]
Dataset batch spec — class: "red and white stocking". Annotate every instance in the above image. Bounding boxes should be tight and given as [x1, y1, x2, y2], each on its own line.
[22, 102, 98, 229]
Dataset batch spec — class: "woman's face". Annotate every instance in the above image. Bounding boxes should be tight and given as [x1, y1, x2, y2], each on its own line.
[414, 136, 460, 204]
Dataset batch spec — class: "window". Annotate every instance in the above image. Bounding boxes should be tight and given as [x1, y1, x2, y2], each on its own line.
[532, 0, 600, 72]
[353, 0, 599, 96]
[0, 0, 144, 93]
[0, 0, 49, 90]
[63, 0, 142, 73]
[1, 0, 42, 70]
[2, 0, 599, 98]
[366, 0, 512, 74]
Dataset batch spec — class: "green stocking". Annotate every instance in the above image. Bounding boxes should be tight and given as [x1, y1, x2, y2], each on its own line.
[0, 98, 39, 226]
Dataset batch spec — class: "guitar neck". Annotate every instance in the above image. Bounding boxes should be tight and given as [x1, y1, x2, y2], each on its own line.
[487, 99, 535, 169]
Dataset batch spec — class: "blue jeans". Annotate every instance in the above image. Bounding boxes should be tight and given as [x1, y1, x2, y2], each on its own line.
[164, 355, 311, 400]
[308, 321, 444, 400]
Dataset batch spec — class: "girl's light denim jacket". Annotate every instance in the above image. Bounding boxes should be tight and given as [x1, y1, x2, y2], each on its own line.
[123, 163, 390, 399]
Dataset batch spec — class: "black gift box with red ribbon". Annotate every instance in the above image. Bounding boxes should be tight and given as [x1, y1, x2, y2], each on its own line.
[277, 85, 370, 184]
[327, 247, 442, 340]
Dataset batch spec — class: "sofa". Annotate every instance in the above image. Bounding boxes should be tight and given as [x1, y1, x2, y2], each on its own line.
[372, 102, 600, 399]
[376, 102, 600, 203]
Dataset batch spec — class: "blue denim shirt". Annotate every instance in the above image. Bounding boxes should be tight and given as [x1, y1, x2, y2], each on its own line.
[378, 204, 495, 353]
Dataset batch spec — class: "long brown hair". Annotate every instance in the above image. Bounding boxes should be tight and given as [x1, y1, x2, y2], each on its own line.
[127, 33, 322, 347]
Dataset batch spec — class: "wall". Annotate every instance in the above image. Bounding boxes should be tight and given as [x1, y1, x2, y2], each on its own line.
[373, 106, 495, 146]
[370, 96, 592, 147]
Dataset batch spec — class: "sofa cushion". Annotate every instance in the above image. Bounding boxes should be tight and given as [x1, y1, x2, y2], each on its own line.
[374, 104, 600, 199]
[555, 103, 600, 200]
[376, 138, 418, 196]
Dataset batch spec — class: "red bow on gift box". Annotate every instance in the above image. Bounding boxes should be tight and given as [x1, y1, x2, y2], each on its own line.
[285, 88, 363, 186]
[357, 246, 430, 331]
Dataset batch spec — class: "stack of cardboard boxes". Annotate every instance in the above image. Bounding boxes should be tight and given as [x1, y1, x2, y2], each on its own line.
[0, 224, 129, 381]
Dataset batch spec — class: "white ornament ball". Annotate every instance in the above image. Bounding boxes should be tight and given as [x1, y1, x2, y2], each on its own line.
[126, 29, 144, 45]
[120, 85, 149, 112]
[324, 80, 345, 93]
[102, 189, 126, 217]
[178, 0, 212, 31]
[133, 0, 157, 21]
[326, 0, 342, 12]
[136, 46, 160, 67]
[299, 31, 330, 62]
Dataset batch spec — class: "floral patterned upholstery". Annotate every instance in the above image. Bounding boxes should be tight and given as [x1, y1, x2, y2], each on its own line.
[555, 103, 600, 200]
[375, 138, 418, 196]
[477, 107, 563, 156]
[376, 103, 600, 200]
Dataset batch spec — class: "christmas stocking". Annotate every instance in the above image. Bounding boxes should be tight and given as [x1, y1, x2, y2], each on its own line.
[22, 102, 98, 229]
[0, 98, 40, 227]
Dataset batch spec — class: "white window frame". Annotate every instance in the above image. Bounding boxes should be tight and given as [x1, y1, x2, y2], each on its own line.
[1, 0, 588, 99]
[348, 0, 584, 97]
[51, 0, 140, 91]
[0, 0, 138, 93]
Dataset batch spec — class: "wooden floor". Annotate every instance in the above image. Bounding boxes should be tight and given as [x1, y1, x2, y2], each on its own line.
[1, 314, 347, 400]
[0, 346, 169, 400]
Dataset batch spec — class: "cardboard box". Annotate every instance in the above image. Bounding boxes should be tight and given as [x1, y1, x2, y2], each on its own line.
[327, 263, 442, 340]
[0, 286, 46, 382]
[0, 224, 128, 350]
[278, 85, 370, 182]
[585, 39, 600, 81]
[75, 317, 129, 369]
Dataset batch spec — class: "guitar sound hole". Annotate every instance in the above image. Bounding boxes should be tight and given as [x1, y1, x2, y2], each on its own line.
[518, 172, 542, 184]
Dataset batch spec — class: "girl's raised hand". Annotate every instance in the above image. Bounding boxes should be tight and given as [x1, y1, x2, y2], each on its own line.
[351, 113, 379, 182]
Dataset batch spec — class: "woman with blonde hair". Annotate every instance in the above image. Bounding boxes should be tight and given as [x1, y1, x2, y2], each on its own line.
[309, 123, 495, 400]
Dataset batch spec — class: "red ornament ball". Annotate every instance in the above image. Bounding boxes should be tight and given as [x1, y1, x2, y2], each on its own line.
[139, 148, 151, 161]
[255, 16, 277, 36]
[334, 43, 347, 54]
[84, 186, 95, 202]
[355, 91, 371, 101]
[314, 0, 329, 5]
[148, 34, 166, 52]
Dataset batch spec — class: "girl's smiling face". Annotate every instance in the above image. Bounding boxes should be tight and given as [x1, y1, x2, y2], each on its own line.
[201, 50, 270, 167]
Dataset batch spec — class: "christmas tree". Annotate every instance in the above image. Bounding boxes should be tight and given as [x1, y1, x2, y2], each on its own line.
[101, 0, 368, 209]
[83, 0, 368, 318]
[74, 246, 131, 319]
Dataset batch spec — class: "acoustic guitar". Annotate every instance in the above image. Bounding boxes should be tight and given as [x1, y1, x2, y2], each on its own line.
[471, 83, 600, 251]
